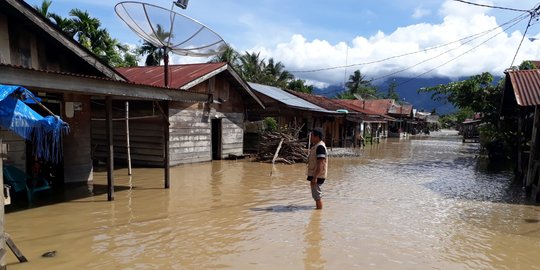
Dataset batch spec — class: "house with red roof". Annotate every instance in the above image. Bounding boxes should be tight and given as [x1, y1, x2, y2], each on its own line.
[116, 63, 264, 164]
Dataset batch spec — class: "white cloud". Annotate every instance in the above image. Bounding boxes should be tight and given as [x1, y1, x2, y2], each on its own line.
[251, 0, 540, 86]
[412, 7, 431, 19]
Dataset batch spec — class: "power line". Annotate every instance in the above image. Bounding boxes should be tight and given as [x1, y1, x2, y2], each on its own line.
[452, 0, 531, 13]
[396, 15, 526, 87]
[290, 12, 528, 74]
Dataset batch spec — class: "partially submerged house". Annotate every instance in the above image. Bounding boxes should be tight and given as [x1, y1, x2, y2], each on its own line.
[0, 0, 208, 200]
[247, 83, 342, 143]
[116, 63, 264, 164]
[502, 69, 540, 200]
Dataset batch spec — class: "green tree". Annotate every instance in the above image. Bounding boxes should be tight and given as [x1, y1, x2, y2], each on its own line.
[137, 24, 171, 66]
[34, 0, 52, 18]
[35, 4, 136, 67]
[419, 72, 501, 125]
[345, 70, 378, 97]
[238, 51, 265, 82]
[209, 44, 239, 67]
[385, 80, 399, 100]
[288, 79, 313, 93]
[263, 58, 294, 88]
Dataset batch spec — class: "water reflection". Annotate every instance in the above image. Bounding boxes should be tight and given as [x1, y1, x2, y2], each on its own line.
[5, 134, 540, 269]
[304, 211, 325, 270]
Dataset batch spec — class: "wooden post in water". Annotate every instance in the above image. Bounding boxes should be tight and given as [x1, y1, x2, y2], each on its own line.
[162, 101, 170, 189]
[1, 139, 5, 269]
[125, 101, 132, 176]
[526, 106, 540, 200]
[106, 96, 115, 201]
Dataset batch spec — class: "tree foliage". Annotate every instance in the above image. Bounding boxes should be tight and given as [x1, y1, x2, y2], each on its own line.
[34, 1, 137, 67]
[419, 72, 502, 125]
[287, 79, 313, 93]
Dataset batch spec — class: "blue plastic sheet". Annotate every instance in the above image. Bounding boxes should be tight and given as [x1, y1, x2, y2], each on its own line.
[0, 84, 69, 163]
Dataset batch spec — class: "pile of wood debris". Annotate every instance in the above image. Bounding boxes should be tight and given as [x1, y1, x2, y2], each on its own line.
[255, 132, 309, 164]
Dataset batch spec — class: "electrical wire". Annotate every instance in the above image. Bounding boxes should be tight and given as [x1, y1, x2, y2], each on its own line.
[452, 0, 531, 13]
[370, 13, 528, 83]
[395, 15, 526, 87]
[290, 12, 529, 74]
[280, 13, 529, 99]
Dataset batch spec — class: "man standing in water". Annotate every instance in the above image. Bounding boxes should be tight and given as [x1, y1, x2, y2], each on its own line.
[307, 128, 328, 210]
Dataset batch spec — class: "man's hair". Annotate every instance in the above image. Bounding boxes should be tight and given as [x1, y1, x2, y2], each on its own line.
[311, 127, 324, 139]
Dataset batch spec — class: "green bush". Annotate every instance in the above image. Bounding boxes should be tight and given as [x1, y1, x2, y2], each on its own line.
[263, 117, 278, 132]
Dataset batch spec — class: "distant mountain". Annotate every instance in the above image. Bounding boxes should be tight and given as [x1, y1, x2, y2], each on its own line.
[313, 77, 463, 115]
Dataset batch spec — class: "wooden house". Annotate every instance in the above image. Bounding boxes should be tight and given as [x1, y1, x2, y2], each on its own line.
[281, 91, 359, 147]
[247, 83, 341, 143]
[0, 0, 207, 200]
[115, 63, 264, 165]
[502, 69, 540, 200]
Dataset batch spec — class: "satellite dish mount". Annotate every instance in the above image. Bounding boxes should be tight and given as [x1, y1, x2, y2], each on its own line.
[115, 1, 226, 87]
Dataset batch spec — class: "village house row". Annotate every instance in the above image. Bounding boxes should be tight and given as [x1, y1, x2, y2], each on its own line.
[4, 0, 539, 201]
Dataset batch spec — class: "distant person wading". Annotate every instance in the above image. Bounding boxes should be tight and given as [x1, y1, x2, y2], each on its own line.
[306, 128, 328, 210]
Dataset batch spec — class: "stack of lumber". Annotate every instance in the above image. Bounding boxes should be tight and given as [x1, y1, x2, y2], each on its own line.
[255, 132, 309, 164]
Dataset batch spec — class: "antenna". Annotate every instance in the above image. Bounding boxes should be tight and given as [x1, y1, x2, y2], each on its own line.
[115, 1, 226, 87]
[174, 0, 189, 9]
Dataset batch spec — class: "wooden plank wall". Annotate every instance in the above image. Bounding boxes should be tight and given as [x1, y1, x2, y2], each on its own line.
[169, 104, 212, 165]
[221, 112, 245, 158]
[0, 128, 25, 171]
[91, 117, 164, 167]
[169, 103, 245, 165]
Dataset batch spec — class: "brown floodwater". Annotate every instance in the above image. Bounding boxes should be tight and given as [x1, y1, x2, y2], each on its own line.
[5, 132, 540, 269]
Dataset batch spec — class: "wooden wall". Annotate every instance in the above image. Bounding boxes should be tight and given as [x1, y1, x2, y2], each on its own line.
[91, 100, 165, 167]
[63, 94, 93, 183]
[169, 96, 246, 165]
[0, 128, 25, 171]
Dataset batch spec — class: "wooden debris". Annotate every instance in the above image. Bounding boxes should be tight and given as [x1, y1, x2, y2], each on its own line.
[255, 132, 308, 164]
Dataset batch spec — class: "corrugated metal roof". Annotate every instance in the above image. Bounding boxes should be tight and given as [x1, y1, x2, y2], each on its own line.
[0, 63, 209, 102]
[507, 70, 540, 106]
[249, 83, 335, 113]
[116, 62, 227, 88]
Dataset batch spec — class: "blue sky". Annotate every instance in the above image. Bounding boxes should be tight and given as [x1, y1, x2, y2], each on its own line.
[25, 0, 540, 87]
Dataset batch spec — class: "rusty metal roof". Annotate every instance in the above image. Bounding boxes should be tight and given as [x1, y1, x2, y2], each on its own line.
[116, 62, 227, 88]
[506, 70, 540, 106]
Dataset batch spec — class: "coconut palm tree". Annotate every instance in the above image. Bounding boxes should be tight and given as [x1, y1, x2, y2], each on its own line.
[138, 24, 171, 66]
[346, 70, 378, 97]
[209, 44, 239, 67]
[34, 0, 52, 18]
[264, 58, 294, 88]
[238, 51, 266, 82]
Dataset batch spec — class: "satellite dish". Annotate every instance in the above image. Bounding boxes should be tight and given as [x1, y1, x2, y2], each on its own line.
[115, 1, 227, 87]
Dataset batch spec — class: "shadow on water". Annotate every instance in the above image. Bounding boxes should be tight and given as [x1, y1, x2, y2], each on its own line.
[5, 183, 132, 213]
[250, 204, 314, 213]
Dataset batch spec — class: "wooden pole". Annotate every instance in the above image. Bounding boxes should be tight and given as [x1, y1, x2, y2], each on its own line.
[106, 96, 114, 201]
[0, 139, 5, 269]
[125, 101, 132, 176]
[162, 101, 170, 189]
[272, 139, 285, 164]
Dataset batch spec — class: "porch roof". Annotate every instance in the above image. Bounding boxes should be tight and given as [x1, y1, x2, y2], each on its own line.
[0, 63, 209, 102]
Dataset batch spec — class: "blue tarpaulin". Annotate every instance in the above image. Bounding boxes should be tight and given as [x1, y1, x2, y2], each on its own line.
[0, 84, 69, 163]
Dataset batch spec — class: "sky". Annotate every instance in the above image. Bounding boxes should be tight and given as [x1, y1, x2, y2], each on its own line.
[25, 0, 540, 88]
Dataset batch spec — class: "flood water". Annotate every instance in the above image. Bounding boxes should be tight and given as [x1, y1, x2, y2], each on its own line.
[5, 132, 540, 269]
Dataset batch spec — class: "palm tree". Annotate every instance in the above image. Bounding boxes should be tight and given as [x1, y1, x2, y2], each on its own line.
[264, 58, 294, 88]
[238, 51, 265, 82]
[209, 44, 239, 67]
[68, 8, 102, 50]
[346, 70, 378, 97]
[34, 0, 52, 18]
[138, 24, 171, 66]
[49, 13, 74, 33]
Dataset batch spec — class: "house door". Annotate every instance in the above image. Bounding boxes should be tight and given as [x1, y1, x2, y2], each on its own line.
[212, 119, 222, 160]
